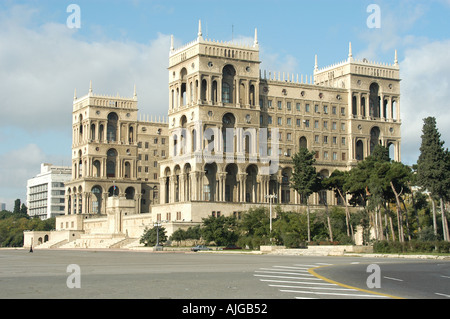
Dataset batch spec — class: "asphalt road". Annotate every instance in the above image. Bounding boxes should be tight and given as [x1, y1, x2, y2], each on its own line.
[0, 249, 448, 301]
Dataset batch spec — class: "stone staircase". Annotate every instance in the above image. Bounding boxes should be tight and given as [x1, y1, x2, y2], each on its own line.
[57, 234, 129, 249]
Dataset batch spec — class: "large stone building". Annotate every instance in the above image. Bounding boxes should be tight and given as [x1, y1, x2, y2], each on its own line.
[24, 21, 401, 249]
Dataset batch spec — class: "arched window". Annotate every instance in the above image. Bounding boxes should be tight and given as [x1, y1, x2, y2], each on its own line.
[91, 186, 102, 213]
[107, 113, 118, 142]
[107, 149, 117, 178]
[222, 65, 236, 104]
[125, 187, 135, 200]
[222, 82, 231, 103]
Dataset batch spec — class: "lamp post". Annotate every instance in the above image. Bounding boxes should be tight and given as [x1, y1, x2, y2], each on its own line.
[265, 194, 277, 236]
[153, 221, 162, 248]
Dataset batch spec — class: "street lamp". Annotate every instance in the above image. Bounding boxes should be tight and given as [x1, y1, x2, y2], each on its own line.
[265, 194, 277, 235]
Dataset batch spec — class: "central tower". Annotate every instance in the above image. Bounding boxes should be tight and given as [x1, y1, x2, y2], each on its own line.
[159, 21, 271, 209]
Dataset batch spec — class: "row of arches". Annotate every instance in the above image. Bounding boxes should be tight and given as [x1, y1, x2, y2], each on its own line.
[74, 112, 136, 146]
[73, 148, 135, 180]
[171, 113, 311, 158]
[65, 185, 139, 215]
[354, 126, 400, 161]
[170, 64, 258, 110]
[351, 83, 399, 120]
[160, 162, 333, 206]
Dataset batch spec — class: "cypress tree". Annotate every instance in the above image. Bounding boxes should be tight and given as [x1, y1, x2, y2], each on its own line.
[417, 117, 450, 241]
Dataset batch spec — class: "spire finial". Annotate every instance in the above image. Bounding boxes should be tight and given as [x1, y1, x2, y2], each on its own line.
[133, 84, 137, 98]
[314, 54, 318, 71]
[74, 88, 77, 100]
[198, 19, 203, 40]
[170, 35, 174, 51]
[253, 28, 258, 47]
[89, 80, 93, 95]
[348, 42, 353, 61]
[394, 49, 398, 65]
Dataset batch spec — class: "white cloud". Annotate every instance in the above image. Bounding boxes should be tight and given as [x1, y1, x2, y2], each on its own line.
[0, 6, 171, 132]
[0, 5, 171, 209]
[400, 40, 450, 164]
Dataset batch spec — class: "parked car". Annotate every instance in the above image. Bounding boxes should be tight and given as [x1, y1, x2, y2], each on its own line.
[222, 244, 242, 250]
[191, 245, 212, 252]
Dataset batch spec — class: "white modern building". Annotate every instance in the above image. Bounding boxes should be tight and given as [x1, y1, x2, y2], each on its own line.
[26, 163, 72, 219]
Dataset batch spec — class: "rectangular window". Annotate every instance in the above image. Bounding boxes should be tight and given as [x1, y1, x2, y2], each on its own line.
[287, 102, 291, 110]
[342, 137, 346, 145]
[287, 118, 292, 126]
[278, 101, 282, 110]
[287, 133, 292, 141]
[323, 121, 328, 129]
[268, 100, 273, 108]
[332, 106, 337, 115]
[277, 117, 282, 125]
[323, 136, 328, 144]
[296, 103, 301, 111]
[333, 136, 337, 145]
[268, 116, 272, 124]
[296, 119, 301, 127]
[332, 122, 337, 130]
[314, 120, 319, 129]
[324, 151, 329, 160]
[315, 105, 319, 113]
[341, 107, 345, 116]
[305, 120, 310, 128]
[154, 138, 158, 144]
[324, 105, 328, 114]
[305, 104, 310, 112]
[333, 152, 338, 161]
[315, 135, 319, 143]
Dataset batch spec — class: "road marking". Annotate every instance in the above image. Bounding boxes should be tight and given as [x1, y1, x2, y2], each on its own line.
[259, 279, 337, 286]
[435, 293, 450, 298]
[294, 264, 323, 268]
[279, 289, 390, 298]
[440, 275, 450, 279]
[308, 265, 405, 299]
[269, 284, 356, 291]
[254, 274, 323, 280]
[258, 267, 310, 273]
[272, 266, 310, 271]
[383, 276, 403, 282]
[255, 270, 314, 276]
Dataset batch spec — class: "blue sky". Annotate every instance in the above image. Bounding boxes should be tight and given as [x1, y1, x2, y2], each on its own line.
[1, 0, 450, 210]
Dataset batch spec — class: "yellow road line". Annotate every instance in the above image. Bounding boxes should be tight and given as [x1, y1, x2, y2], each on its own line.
[308, 265, 405, 299]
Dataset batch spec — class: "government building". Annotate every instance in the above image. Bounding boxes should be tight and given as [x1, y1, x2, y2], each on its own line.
[24, 22, 401, 249]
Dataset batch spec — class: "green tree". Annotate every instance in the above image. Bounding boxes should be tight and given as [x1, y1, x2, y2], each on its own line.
[272, 211, 308, 247]
[201, 215, 238, 247]
[140, 226, 167, 247]
[170, 228, 186, 246]
[237, 207, 271, 249]
[291, 148, 321, 242]
[417, 117, 450, 241]
[185, 225, 202, 244]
